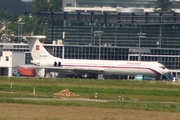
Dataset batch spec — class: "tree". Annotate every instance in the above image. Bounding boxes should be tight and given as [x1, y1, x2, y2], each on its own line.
[0, 10, 18, 22]
[33, 0, 62, 11]
[33, 0, 49, 11]
[48, 0, 62, 11]
[0, 0, 33, 15]
[154, 0, 174, 13]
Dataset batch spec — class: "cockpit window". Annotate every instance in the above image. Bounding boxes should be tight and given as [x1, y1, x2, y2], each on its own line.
[159, 65, 166, 69]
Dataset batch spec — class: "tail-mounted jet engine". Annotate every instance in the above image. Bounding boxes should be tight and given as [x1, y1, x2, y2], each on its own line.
[54, 61, 61, 67]
[58, 62, 61, 66]
[54, 62, 57, 66]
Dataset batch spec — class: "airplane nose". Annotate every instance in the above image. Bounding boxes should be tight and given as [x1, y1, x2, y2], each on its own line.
[162, 68, 170, 75]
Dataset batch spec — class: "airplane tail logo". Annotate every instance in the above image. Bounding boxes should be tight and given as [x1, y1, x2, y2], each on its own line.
[36, 45, 40, 50]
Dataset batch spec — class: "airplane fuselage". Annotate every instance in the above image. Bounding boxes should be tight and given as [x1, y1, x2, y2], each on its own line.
[31, 58, 169, 76]
[24, 35, 173, 80]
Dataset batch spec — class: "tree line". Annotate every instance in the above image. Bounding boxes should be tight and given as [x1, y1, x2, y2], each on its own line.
[0, 0, 33, 15]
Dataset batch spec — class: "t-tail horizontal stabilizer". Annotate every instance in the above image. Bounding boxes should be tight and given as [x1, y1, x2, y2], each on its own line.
[25, 35, 56, 61]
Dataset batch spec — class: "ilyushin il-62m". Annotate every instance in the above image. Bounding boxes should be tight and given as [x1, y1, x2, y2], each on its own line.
[22, 35, 173, 80]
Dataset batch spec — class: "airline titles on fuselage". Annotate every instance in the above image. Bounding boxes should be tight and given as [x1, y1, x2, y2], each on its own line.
[126, 62, 142, 66]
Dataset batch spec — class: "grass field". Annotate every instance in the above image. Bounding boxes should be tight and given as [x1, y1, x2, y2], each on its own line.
[1, 103, 180, 120]
[1, 77, 180, 112]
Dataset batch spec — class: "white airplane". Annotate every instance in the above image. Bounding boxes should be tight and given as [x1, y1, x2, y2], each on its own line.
[24, 35, 173, 80]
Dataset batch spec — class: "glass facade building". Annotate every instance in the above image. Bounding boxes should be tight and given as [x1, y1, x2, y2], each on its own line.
[74, 0, 180, 9]
[44, 14, 180, 78]
[49, 21, 180, 48]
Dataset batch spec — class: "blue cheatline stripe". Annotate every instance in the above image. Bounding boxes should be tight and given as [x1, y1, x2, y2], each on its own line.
[148, 68, 161, 76]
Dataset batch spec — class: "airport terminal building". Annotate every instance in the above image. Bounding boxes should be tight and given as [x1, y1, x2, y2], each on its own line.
[1, 0, 180, 79]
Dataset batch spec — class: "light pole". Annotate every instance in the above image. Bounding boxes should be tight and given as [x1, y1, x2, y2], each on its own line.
[114, 25, 117, 46]
[15, 22, 24, 42]
[41, 22, 47, 43]
[94, 30, 104, 79]
[137, 30, 146, 61]
[15, 22, 20, 41]
[20, 22, 25, 36]
[41, 22, 47, 35]
[19, 22, 25, 42]
[114, 33, 117, 46]
[158, 24, 162, 48]
[94, 30, 104, 60]
[62, 31, 65, 43]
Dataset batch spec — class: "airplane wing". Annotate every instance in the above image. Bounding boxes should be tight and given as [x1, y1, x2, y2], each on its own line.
[19, 65, 104, 74]
[71, 68, 104, 74]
